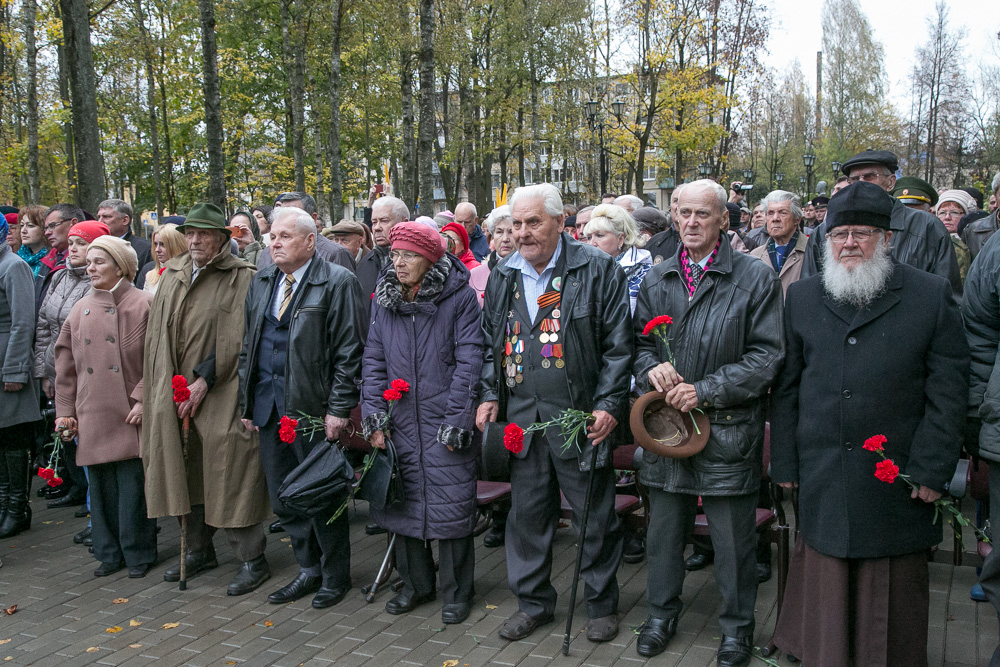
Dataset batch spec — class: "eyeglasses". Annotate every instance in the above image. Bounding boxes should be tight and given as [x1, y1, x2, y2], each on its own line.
[936, 209, 964, 218]
[846, 171, 891, 184]
[827, 228, 880, 243]
[44, 218, 72, 231]
[389, 250, 423, 263]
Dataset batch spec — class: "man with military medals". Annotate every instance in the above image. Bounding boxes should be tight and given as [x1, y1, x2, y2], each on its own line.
[477, 184, 633, 644]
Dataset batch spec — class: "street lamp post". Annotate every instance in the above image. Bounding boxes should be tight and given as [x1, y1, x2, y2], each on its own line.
[803, 153, 816, 200]
[831, 161, 842, 180]
[585, 100, 608, 196]
[799, 175, 807, 199]
[775, 172, 785, 190]
[698, 162, 711, 179]
[742, 168, 755, 195]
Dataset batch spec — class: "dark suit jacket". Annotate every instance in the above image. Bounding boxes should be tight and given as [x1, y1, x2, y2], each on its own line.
[124, 230, 153, 288]
[771, 262, 968, 559]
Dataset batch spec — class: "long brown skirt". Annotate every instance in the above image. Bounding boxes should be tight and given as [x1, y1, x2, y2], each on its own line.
[773, 538, 929, 667]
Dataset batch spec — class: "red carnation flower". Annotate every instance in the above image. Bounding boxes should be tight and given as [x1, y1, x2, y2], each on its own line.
[48, 477, 64, 487]
[863, 434, 887, 452]
[171, 375, 188, 390]
[874, 459, 900, 484]
[383, 388, 403, 402]
[390, 379, 411, 393]
[38, 467, 54, 480]
[173, 387, 191, 403]
[278, 416, 298, 444]
[504, 423, 525, 454]
[642, 315, 673, 337]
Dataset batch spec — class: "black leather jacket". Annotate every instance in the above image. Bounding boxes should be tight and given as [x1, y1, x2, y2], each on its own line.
[239, 257, 367, 421]
[633, 238, 785, 495]
[480, 235, 634, 459]
[962, 210, 999, 259]
[802, 198, 961, 296]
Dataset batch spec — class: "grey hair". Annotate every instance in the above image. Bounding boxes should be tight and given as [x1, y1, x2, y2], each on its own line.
[613, 194, 644, 212]
[372, 196, 410, 223]
[456, 201, 478, 218]
[484, 205, 514, 235]
[274, 192, 317, 215]
[271, 206, 317, 238]
[584, 204, 641, 249]
[761, 190, 803, 221]
[681, 179, 727, 214]
[510, 183, 563, 217]
[670, 183, 687, 203]
[97, 198, 133, 220]
[46, 203, 85, 223]
[576, 205, 595, 216]
[992, 172, 1000, 195]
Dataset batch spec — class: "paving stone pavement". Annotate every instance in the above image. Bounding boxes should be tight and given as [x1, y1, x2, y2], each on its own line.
[0, 495, 996, 667]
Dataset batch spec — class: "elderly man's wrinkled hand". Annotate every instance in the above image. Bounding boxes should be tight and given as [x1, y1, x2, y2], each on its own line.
[177, 377, 208, 420]
[325, 415, 350, 441]
[241, 418, 258, 433]
[911, 485, 942, 503]
[587, 410, 617, 445]
[4, 382, 24, 392]
[476, 401, 499, 432]
[648, 362, 683, 394]
[665, 382, 699, 412]
[370, 430, 386, 450]
[777, 482, 798, 490]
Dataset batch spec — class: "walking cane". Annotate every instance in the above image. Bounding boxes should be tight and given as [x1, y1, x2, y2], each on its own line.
[562, 443, 601, 656]
[179, 415, 190, 591]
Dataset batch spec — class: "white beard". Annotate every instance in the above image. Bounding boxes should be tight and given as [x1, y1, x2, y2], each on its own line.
[822, 235, 893, 308]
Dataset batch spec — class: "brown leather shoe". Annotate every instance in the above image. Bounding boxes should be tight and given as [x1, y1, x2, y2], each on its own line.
[585, 615, 619, 642]
[498, 610, 553, 641]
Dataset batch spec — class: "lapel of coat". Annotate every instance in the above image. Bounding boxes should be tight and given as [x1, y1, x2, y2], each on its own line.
[821, 262, 904, 330]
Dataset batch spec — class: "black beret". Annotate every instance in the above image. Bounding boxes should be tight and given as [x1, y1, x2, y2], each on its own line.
[960, 187, 984, 209]
[827, 181, 894, 231]
[840, 149, 899, 176]
[564, 215, 577, 228]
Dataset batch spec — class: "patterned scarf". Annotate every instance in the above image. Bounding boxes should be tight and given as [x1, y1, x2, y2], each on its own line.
[17, 244, 48, 278]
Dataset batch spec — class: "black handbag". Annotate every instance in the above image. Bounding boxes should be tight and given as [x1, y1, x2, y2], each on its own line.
[355, 436, 404, 511]
[277, 440, 355, 518]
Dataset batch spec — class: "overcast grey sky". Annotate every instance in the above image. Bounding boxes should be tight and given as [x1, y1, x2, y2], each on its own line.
[762, 0, 999, 103]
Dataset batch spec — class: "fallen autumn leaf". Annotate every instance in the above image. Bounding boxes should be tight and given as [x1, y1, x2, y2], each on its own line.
[85, 647, 99, 653]
[112, 598, 129, 604]
[129, 620, 142, 627]
[162, 622, 179, 629]
[105, 627, 123, 634]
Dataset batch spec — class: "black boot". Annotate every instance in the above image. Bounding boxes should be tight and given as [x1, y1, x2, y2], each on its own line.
[227, 555, 271, 596]
[0, 450, 32, 539]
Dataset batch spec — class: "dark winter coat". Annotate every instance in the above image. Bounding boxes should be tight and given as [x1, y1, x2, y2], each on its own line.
[479, 235, 634, 468]
[802, 198, 962, 296]
[0, 245, 41, 429]
[361, 255, 484, 540]
[963, 231, 1000, 463]
[771, 263, 968, 558]
[633, 237, 784, 496]
[239, 257, 366, 422]
[962, 209, 999, 259]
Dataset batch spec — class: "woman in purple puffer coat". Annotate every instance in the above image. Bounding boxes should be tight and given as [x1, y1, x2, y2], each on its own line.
[361, 221, 483, 627]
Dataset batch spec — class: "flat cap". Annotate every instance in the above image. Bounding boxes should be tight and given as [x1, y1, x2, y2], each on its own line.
[328, 219, 367, 236]
[840, 149, 899, 176]
[893, 176, 938, 207]
[827, 181, 894, 231]
[810, 196, 830, 208]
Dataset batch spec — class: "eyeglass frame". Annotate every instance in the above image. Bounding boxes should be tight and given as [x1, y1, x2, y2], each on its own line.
[826, 227, 883, 243]
[389, 250, 425, 263]
[44, 217, 74, 231]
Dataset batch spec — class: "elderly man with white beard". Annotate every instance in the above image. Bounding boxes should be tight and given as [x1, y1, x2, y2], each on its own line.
[770, 182, 968, 666]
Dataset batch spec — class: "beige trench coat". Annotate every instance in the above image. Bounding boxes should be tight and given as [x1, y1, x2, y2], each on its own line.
[749, 232, 809, 298]
[141, 248, 269, 528]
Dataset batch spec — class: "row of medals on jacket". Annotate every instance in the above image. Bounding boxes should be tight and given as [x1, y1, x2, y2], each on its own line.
[504, 277, 566, 388]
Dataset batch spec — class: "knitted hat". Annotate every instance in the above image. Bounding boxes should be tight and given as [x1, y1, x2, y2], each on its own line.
[937, 189, 977, 215]
[3, 212, 18, 227]
[68, 221, 111, 245]
[827, 181, 894, 231]
[441, 222, 471, 254]
[88, 235, 139, 281]
[390, 221, 445, 264]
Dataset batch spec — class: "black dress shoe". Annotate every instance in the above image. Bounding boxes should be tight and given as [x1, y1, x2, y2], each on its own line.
[48, 492, 86, 509]
[268, 520, 284, 533]
[227, 556, 271, 596]
[43, 485, 69, 499]
[684, 552, 713, 571]
[128, 564, 152, 578]
[365, 521, 387, 536]
[83, 536, 93, 547]
[636, 616, 678, 657]
[312, 586, 350, 609]
[756, 561, 772, 583]
[74, 507, 90, 518]
[73, 526, 92, 544]
[267, 573, 322, 604]
[164, 548, 219, 582]
[441, 601, 472, 624]
[94, 561, 125, 577]
[483, 524, 505, 548]
[717, 635, 752, 667]
[385, 591, 435, 615]
[623, 535, 646, 564]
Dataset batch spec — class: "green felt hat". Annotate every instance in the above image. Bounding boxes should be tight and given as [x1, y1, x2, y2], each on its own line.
[177, 202, 231, 237]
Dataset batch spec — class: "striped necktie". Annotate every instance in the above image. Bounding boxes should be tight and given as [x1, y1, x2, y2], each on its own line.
[277, 274, 295, 320]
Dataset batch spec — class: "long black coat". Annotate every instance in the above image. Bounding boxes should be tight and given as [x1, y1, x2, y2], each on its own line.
[771, 262, 968, 559]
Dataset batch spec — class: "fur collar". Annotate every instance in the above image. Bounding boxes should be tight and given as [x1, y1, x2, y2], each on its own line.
[375, 256, 451, 312]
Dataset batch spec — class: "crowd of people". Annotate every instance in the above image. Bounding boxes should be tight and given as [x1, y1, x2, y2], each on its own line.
[1, 148, 1000, 667]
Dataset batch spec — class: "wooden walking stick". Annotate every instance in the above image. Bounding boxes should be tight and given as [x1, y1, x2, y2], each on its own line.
[179, 414, 190, 591]
[562, 444, 601, 656]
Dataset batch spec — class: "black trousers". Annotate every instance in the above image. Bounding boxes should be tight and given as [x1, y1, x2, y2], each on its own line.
[394, 535, 475, 604]
[258, 411, 350, 589]
[978, 463, 1000, 667]
[89, 458, 157, 568]
[646, 489, 758, 637]
[506, 438, 622, 619]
